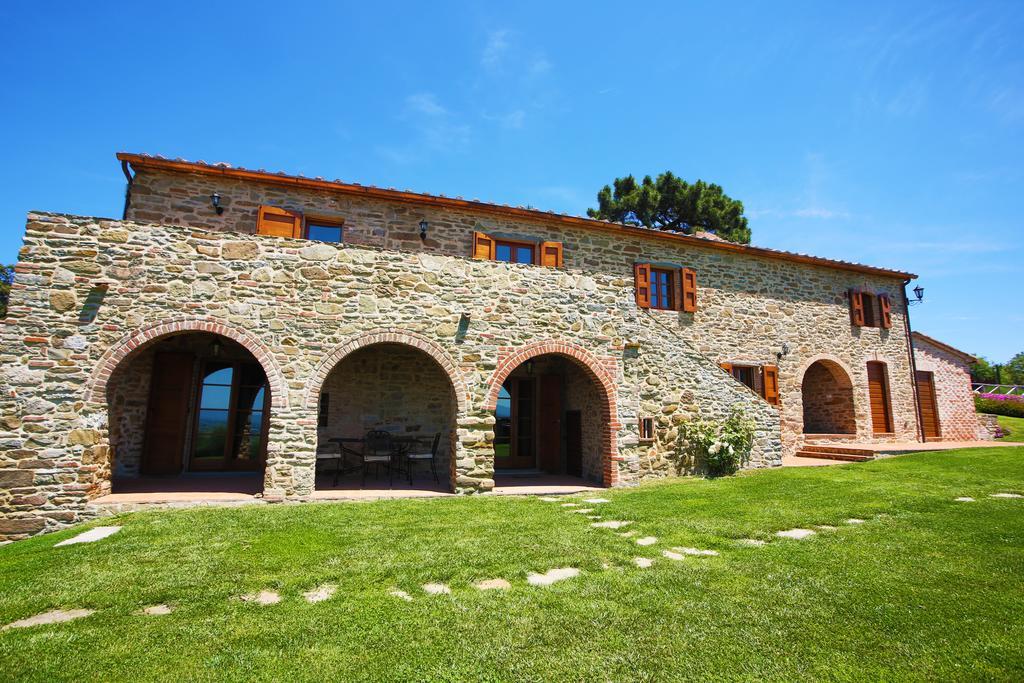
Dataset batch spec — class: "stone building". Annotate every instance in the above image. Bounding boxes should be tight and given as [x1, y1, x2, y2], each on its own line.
[0, 151, 958, 539]
[911, 332, 982, 441]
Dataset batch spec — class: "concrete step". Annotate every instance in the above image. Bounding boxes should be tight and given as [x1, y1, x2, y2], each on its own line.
[801, 444, 876, 457]
[794, 449, 874, 462]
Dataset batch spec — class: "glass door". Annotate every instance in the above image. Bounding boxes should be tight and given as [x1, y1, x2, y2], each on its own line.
[494, 379, 536, 469]
[191, 361, 269, 471]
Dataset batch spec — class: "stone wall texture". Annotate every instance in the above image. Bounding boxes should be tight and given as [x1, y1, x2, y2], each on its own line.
[0, 168, 923, 539]
[912, 334, 982, 441]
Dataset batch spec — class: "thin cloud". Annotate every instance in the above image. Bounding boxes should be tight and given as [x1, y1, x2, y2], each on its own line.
[482, 30, 510, 68]
[406, 93, 446, 117]
[793, 207, 851, 220]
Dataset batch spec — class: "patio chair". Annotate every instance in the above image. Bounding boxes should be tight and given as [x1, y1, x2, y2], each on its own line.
[406, 432, 441, 485]
[362, 429, 396, 488]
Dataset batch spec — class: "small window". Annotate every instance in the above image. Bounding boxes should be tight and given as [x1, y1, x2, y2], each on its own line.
[305, 219, 344, 243]
[495, 241, 535, 264]
[731, 366, 756, 391]
[318, 393, 330, 428]
[639, 417, 654, 441]
[862, 295, 877, 327]
[650, 268, 674, 310]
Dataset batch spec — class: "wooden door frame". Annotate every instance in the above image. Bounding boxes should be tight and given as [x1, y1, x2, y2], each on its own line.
[867, 361, 894, 435]
[189, 359, 270, 472]
[141, 351, 196, 476]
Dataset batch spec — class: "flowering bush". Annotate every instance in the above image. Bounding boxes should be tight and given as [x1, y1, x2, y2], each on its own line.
[975, 395, 1024, 418]
[677, 407, 756, 477]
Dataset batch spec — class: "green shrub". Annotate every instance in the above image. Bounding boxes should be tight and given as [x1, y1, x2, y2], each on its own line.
[677, 407, 756, 476]
[975, 397, 1024, 418]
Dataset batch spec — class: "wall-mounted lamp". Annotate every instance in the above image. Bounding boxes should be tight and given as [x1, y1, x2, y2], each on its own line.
[211, 193, 224, 215]
[776, 342, 790, 361]
[525, 359, 535, 376]
[210, 338, 222, 357]
[419, 219, 429, 241]
[911, 285, 925, 305]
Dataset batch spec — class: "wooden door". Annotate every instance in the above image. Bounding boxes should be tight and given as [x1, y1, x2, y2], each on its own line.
[538, 374, 563, 473]
[565, 411, 582, 477]
[142, 352, 195, 475]
[916, 371, 941, 439]
[494, 379, 536, 469]
[867, 361, 894, 434]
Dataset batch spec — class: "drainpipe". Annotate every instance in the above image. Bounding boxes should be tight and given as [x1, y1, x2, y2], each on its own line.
[120, 160, 134, 220]
[902, 279, 926, 442]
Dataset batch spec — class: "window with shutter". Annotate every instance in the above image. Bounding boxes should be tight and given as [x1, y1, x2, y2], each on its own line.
[639, 417, 654, 441]
[634, 263, 652, 308]
[719, 362, 733, 374]
[538, 242, 564, 268]
[762, 365, 780, 405]
[878, 294, 892, 329]
[848, 289, 865, 326]
[472, 231, 496, 260]
[681, 268, 697, 312]
[256, 205, 303, 238]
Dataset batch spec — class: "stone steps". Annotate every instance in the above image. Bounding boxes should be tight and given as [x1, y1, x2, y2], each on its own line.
[795, 446, 875, 462]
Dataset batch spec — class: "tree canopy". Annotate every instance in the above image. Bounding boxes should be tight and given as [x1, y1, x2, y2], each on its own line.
[587, 172, 751, 244]
[0, 264, 13, 319]
[972, 353, 1024, 385]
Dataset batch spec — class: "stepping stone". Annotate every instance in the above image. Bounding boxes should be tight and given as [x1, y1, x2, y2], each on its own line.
[240, 590, 281, 606]
[3, 609, 95, 630]
[591, 520, 632, 529]
[737, 539, 766, 547]
[673, 546, 719, 556]
[586, 515, 602, 520]
[389, 589, 413, 602]
[560, 503, 579, 508]
[539, 497, 560, 502]
[584, 498, 611, 504]
[572, 508, 595, 514]
[776, 528, 816, 540]
[142, 604, 173, 616]
[473, 578, 511, 591]
[616, 530, 637, 538]
[845, 518, 865, 524]
[54, 526, 121, 547]
[955, 497, 975, 502]
[991, 493, 1023, 499]
[815, 525, 838, 531]
[422, 583, 451, 595]
[635, 536, 658, 546]
[527, 567, 580, 586]
[662, 550, 685, 561]
[634, 557, 654, 568]
[302, 585, 336, 604]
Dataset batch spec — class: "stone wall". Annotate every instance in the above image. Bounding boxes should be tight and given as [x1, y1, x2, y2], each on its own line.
[1, 213, 786, 539]
[912, 334, 981, 441]
[125, 167, 922, 454]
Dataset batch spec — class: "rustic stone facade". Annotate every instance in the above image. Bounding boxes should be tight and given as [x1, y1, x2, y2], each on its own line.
[912, 332, 983, 441]
[0, 156, 926, 540]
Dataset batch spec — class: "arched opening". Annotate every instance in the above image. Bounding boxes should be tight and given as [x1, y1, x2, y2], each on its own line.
[801, 359, 856, 435]
[313, 343, 457, 494]
[490, 353, 611, 488]
[105, 332, 271, 496]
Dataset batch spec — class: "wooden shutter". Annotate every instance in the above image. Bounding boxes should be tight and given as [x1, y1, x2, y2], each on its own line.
[848, 289, 865, 326]
[878, 294, 892, 329]
[762, 365, 780, 406]
[719, 362, 733, 374]
[256, 205, 303, 238]
[681, 268, 698, 312]
[634, 263, 652, 308]
[538, 241, 564, 268]
[472, 231, 495, 260]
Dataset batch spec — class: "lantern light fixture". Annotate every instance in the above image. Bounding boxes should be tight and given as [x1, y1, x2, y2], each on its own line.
[419, 219, 429, 241]
[211, 193, 224, 215]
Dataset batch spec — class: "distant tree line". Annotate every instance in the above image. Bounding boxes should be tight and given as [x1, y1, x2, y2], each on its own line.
[972, 353, 1024, 386]
[0, 264, 13, 318]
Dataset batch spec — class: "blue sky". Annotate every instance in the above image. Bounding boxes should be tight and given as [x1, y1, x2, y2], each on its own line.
[1, 1, 1021, 361]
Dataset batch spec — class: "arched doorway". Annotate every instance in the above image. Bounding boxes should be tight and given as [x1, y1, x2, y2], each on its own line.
[105, 332, 271, 494]
[801, 359, 856, 435]
[489, 351, 614, 487]
[312, 343, 458, 493]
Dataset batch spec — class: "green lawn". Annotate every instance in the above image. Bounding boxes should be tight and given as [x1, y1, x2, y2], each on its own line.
[998, 414, 1024, 442]
[2, 448, 1023, 681]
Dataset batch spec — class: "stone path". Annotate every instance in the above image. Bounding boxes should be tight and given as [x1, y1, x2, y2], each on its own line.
[142, 604, 173, 616]
[583, 498, 611, 504]
[591, 520, 631, 529]
[3, 609, 94, 630]
[672, 546, 719, 556]
[422, 583, 451, 595]
[635, 536, 658, 546]
[240, 590, 281, 606]
[845, 518, 865, 524]
[633, 557, 654, 568]
[473, 578, 511, 591]
[390, 589, 413, 601]
[54, 526, 122, 547]
[955, 496, 975, 502]
[776, 528, 816, 540]
[662, 550, 685, 561]
[303, 585, 336, 603]
[527, 567, 580, 586]
[737, 538, 766, 547]
[991, 493, 1023, 499]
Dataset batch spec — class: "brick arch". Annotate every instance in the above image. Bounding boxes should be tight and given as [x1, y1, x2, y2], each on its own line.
[484, 340, 620, 486]
[304, 329, 469, 413]
[797, 353, 855, 387]
[799, 354, 857, 435]
[85, 317, 288, 409]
